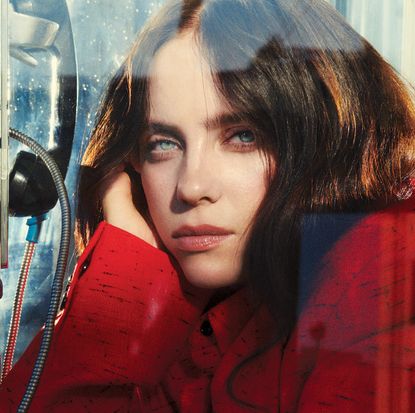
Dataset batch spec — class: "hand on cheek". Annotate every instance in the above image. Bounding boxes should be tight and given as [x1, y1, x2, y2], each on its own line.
[100, 166, 159, 248]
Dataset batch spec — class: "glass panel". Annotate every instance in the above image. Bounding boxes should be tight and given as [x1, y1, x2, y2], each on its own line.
[0, 0, 166, 361]
[1, 1, 414, 411]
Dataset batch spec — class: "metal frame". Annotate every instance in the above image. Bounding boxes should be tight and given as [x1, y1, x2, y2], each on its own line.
[1, 0, 9, 269]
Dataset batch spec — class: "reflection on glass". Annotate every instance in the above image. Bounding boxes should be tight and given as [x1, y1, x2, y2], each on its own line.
[0, 1, 414, 412]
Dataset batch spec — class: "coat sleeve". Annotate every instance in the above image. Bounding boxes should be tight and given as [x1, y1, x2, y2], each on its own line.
[0, 222, 210, 412]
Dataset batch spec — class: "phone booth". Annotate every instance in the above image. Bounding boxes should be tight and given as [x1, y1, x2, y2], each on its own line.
[0, 0, 415, 411]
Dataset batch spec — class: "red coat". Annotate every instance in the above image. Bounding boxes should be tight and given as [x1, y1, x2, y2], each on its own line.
[1, 195, 415, 412]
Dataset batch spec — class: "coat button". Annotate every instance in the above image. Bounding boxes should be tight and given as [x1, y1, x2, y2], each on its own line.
[200, 319, 213, 336]
[79, 259, 90, 278]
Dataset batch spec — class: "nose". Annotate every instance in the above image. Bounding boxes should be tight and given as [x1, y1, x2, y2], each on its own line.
[175, 151, 221, 207]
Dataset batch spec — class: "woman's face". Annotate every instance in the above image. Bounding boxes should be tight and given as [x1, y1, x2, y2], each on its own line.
[139, 33, 269, 288]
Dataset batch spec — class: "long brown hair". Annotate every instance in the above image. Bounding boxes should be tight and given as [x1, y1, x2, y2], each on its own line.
[77, 0, 415, 341]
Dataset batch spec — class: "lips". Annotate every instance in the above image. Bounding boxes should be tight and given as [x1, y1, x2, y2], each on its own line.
[172, 225, 233, 252]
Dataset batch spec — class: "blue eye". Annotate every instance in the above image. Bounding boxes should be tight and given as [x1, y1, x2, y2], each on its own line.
[144, 137, 181, 162]
[225, 129, 258, 152]
[226, 130, 256, 151]
[147, 138, 180, 153]
[234, 130, 255, 143]
[155, 140, 178, 151]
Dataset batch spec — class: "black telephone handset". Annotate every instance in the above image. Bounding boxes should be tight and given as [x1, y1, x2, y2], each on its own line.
[8, 0, 77, 217]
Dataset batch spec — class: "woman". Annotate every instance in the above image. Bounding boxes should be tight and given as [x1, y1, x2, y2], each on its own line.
[1, 0, 415, 411]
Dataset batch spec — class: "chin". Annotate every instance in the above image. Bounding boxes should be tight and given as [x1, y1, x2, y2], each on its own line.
[177, 258, 241, 289]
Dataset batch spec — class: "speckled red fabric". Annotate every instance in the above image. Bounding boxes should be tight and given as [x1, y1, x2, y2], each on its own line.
[1, 194, 415, 412]
[0, 223, 211, 412]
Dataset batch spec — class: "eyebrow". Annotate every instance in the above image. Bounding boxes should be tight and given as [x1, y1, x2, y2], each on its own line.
[203, 112, 248, 129]
[147, 112, 248, 138]
[147, 122, 183, 139]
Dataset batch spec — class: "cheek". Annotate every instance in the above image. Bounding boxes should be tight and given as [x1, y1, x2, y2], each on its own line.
[227, 160, 268, 216]
[140, 168, 174, 228]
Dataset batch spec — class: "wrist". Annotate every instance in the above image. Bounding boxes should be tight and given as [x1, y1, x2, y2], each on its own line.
[104, 209, 158, 247]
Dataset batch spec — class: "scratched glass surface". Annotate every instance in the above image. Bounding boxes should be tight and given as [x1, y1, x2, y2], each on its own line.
[0, 0, 166, 361]
[0, 0, 414, 365]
